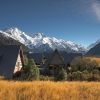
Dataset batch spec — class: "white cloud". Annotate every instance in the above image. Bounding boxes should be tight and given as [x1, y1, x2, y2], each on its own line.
[92, 1, 100, 21]
[52, 0, 100, 22]
[79, 0, 100, 22]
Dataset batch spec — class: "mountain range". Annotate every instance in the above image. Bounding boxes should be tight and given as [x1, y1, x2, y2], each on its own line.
[0, 27, 100, 55]
[87, 39, 100, 50]
[0, 30, 31, 52]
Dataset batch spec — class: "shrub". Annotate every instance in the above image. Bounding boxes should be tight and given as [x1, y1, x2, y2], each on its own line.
[12, 71, 21, 79]
[87, 69, 100, 81]
[92, 69, 100, 75]
[72, 71, 84, 81]
[20, 59, 40, 81]
[67, 73, 73, 81]
[57, 68, 67, 81]
[24, 55, 28, 65]
[0, 76, 5, 80]
[39, 75, 55, 81]
[71, 57, 99, 72]
[82, 70, 90, 81]
[87, 74, 100, 81]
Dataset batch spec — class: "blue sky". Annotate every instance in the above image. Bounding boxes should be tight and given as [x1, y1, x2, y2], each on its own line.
[0, 0, 100, 47]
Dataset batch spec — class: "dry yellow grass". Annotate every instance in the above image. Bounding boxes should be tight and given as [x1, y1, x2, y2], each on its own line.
[86, 56, 100, 63]
[0, 81, 100, 100]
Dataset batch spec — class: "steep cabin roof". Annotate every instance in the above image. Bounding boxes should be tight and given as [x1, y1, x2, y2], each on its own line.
[47, 49, 66, 65]
[43, 51, 82, 64]
[0, 45, 24, 79]
[24, 52, 43, 64]
[60, 52, 82, 64]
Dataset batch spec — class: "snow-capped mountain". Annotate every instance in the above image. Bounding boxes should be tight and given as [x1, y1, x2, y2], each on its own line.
[87, 39, 100, 50]
[0, 27, 88, 53]
[85, 42, 100, 56]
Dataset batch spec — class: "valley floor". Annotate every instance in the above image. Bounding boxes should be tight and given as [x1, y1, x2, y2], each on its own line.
[86, 56, 100, 63]
[0, 80, 100, 100]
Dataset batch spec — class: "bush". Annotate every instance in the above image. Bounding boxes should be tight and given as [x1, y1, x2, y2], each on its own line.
[24, 55, 28, 65]
[71, 57, 99, 72]
[87, 69, 100, 81]
[20, 59, 40, 81]
[71, 70, 100, 81]
[12, 71, 21, 79]
[92, 69, 100, 75]
[67, 73, 73, 81]
[39, 75, 55, 81]
[0, 76, 5, 80]
[87, 74, 100, 81]
[72, 71, 84, 81]
[81, 70, 90, 81]
[57, 68, 67, 81]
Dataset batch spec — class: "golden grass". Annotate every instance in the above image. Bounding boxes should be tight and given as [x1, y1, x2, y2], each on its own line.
[0, 81, 100, 100]
[86, 57, 100, 63]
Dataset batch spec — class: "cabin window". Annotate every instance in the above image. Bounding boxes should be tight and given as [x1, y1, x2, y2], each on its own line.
[49, 66, 53, 70]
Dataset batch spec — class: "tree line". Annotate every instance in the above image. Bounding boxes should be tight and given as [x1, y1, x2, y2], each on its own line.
[13, 56, 100, 81]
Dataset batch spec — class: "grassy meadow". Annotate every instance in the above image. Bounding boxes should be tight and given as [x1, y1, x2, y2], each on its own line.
[86, 56, 100, 63]
[0, 80, 100, 100]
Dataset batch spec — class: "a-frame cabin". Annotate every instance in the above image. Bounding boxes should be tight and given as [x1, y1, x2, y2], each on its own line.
[0, 45, 24, 79]
[44, 49, 67, 76]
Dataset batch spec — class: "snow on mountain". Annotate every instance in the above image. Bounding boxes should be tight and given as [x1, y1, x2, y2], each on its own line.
[1, 27, 88, 53]
[87, 39, 100, 50]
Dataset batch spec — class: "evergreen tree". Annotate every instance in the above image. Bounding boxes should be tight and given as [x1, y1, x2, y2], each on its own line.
[24, 55, 28, 65]
[57, 68, 67, 81]
[21, 59, 39, 81]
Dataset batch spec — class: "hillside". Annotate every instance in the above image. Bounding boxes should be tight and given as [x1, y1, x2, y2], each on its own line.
[87, 39, 100, 50]
[85, 56, 100, 63]
[0, 34, 31, 52]
[85, 42, 100, 56]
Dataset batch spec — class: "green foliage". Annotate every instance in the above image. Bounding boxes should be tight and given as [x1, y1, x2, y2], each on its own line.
[0, 37, 31, 52]
[24, 55, 28, 65]
[57, 68, 67, 81]
[39, 75, 55, 81]
[0, 76, 5, 80]
[71, 57, 99, 72]
[82, 70, 90, 81]
[69, 57, 100, 81]
[68, 69, 100, 81]
[87, 74, 100, 82]
[12, 71, 21, 79]
[87, 69, 100, 81]
[21, 59, 40, 81]
[72, 71, 84, 81]
[92, 69, 100, 75]
[67, 73, 73, 81]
